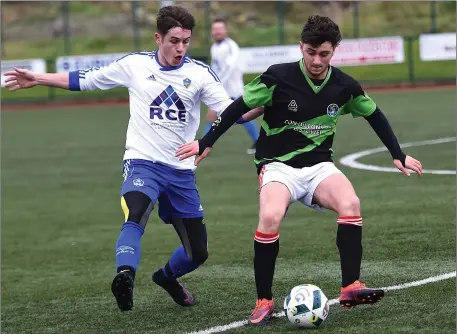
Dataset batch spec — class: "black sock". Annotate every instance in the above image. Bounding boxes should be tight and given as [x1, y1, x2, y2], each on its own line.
[254, 230, 280, 300]
[336, 217, 363, 287]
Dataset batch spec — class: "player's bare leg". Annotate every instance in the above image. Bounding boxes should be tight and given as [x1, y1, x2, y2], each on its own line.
[313, 173, 384, 308]
[249, 182, 290, 326]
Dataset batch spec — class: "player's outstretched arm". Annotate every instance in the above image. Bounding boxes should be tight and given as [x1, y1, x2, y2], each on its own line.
[176, 97, 252, 164]
[6, 55, 134, 93]
[364, 108, 422, 177]
[4, 68, 70, 91]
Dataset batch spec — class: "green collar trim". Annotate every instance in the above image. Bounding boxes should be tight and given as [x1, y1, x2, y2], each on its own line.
[299, 60, 332, 94]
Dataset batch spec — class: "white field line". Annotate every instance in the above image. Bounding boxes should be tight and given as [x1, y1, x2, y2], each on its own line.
[339, 137, 456, 175]
[187, 271, 456, 334]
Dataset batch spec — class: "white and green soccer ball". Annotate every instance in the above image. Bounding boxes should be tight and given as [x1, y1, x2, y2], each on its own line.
[284, 284, 330, 328]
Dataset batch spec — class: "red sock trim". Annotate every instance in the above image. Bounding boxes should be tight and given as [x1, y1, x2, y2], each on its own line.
[337, 216, 363, 226]
[338, 216, 362, 220]
[255, 230, 279, 243]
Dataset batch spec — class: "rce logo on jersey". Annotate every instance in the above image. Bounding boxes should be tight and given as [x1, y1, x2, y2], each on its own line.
[150, 107, 186, 121]
[149, 85, 187, 122]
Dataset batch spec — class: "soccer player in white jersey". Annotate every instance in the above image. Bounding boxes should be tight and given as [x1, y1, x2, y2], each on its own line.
[204, 18, 260, 155]
[4, 5, 235, 312]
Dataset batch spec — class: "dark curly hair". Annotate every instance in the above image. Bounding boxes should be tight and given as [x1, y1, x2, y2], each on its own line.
[156, 5, 196, 35]
[301, 15, 342, 48]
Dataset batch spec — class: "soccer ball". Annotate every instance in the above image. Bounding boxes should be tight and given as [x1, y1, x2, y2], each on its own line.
[283, 284, 330, 328]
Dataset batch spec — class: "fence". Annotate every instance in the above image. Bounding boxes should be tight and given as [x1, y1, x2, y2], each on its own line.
[2, 1, 456, 59]
[2, 32, 456, 105]
[1, 1, 456, 104]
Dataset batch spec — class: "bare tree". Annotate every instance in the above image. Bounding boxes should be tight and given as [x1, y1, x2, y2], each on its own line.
[311, 1, 355, 26]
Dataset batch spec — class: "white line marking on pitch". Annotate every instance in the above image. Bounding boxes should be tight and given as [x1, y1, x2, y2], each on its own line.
[339, 137, 456, 175]
[187, 271, 456, 334]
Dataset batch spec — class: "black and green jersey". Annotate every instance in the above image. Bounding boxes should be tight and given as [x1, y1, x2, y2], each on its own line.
[243, 60, 377, 169]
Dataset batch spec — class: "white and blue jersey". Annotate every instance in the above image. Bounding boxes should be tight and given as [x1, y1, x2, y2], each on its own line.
[210, 38, 244, 99]
[69, 51, 233, 171]
[69, 51, 233, 221]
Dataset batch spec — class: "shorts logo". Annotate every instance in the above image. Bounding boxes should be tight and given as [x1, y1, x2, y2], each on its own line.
[288, 100, 298, 112]
[327, 103, 339, 117]
[183, 78, 191, 88]
[133, 178, 144, 187]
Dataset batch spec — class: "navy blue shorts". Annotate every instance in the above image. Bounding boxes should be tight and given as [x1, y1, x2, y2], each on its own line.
[121, 159, 203, 224]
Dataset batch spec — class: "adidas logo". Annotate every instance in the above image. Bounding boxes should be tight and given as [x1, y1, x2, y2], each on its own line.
[147, 74, 156, 81]
[288, 100, 298, 112]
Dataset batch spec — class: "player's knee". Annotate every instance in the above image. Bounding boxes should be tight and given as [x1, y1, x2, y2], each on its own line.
[338, 195, 361, 216]
[177, 217, 208, 265]
[259, 208, 284, 233]
[128, 206, 148, 223]
[121, 191, 153, 227]
[190, 246, 208, 265]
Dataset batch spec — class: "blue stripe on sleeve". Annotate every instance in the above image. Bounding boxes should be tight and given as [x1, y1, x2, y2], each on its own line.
[69, 71, 81, 91]
[116, 51, 156, 62]
[188, 58, 221, 82]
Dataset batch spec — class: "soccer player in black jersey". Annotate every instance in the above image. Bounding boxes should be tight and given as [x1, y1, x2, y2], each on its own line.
[177, 15, 422, 326]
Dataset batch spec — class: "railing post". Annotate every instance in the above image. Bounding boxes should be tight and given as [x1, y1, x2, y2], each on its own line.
[132, 1, 141, 51]
[407, 36, 415, 83]
[353, 2, 360, 38]
[1, 3, 5, 57]
[430, 0, 437, 33]
[277, 1, 285, 44]
[62, 1, 71, 54]
[47, 59, 56, 101]
[204, 1, 211, 45]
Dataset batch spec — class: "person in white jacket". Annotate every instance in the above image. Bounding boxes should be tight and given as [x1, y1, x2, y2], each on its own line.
[204, 18, 260, 155]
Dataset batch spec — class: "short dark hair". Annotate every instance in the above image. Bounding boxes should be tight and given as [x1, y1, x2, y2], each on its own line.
[300, 15, 342, 48]
[156, 5, 196, 35]
[212, 18, 227, 26]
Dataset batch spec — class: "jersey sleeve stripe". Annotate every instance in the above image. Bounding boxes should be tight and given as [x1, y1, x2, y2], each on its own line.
[187, 57, 221, 82]
[116, 51, 156, 62]
[69, 71, 81, 91]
